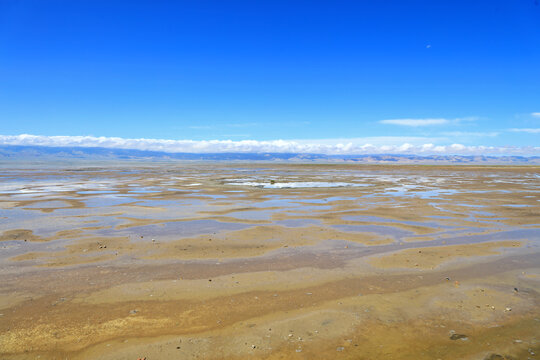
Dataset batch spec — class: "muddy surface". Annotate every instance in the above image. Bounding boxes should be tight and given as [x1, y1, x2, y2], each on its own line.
[0, 163, 539, 359]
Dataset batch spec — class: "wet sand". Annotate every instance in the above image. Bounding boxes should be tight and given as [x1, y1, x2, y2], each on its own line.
[0, 163, 539, 359]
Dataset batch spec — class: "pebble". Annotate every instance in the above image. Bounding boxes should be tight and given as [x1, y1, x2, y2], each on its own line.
[450, 334, 468, 341]
[505, 307, 512, 312]
[336, 346, 345, 351]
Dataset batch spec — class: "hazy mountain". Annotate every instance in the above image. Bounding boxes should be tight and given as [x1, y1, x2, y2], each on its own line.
[0, 145, 539, 164]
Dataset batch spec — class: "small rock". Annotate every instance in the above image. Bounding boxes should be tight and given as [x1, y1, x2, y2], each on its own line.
[337, 346, 345, 352]
[251, 345, 256, 349]
[450, 334, 468, 341]
[505, 307, 512, 312]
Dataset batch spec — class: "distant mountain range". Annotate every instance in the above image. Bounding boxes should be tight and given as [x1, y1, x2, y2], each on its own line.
[1, 145, 539, 164]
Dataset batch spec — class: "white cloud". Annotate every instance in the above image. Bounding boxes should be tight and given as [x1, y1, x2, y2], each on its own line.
[293, 136, 443, 146]
[450, 143, 466, 151]
[397, 143, 414, 151]
[0, 134, 538, 156]
[531, 112, 540, 118]
[509, 128, 540, 134]
[380, 118, 449, 126]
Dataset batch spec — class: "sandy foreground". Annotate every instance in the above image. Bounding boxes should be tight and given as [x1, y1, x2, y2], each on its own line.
[0, 163, 539, 359]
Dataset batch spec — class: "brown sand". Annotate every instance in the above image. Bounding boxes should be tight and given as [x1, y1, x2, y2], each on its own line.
[0, 163, 539, 359]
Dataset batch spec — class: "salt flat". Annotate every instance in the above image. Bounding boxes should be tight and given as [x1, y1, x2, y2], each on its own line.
[0, 163, 539, 359]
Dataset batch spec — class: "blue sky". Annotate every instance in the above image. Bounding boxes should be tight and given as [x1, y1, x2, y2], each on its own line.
[0, 1, 539, 154]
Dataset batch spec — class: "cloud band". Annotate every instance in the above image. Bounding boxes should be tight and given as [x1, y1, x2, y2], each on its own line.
[0, 134, 538, 156]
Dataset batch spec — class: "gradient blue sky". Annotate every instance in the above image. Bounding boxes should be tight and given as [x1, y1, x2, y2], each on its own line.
[0, 0, 539, 153]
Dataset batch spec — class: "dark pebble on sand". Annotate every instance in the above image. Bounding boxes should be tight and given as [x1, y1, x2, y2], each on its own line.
[450, 333, 468, 340]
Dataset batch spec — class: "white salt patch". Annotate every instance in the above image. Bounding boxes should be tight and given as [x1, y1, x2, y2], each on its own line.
[227, 182, 371, 189]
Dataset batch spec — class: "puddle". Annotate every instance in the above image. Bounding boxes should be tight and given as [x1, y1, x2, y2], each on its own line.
[332, 224, 414, 240]
[274, 218, 322, 227]
[77, 190, 118, 195]
[341, 215, 457, 229]
[80, 197, 133, 208]
[22, 200, 73, 209]
[128, 190, 164, 194]
[454, 203, 486, 208]
[225, 209, 277, 221]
